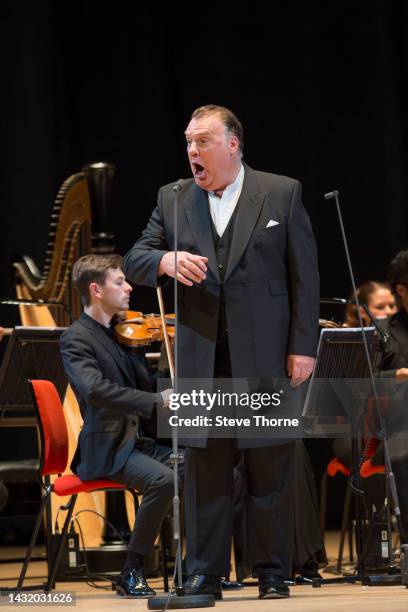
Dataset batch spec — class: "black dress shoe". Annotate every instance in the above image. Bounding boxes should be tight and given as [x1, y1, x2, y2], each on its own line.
[183, 574, 223, 600]
[221, 579, 244, 590]
[116, 568, 156, 598]
[295, 568, 323, 584]
[258, 575, 290, 599]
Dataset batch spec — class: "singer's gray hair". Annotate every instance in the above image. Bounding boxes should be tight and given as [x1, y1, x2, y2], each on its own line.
[191, 104, 243, 156]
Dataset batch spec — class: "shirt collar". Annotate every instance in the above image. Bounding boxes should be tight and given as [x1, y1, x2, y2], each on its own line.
[209, 163, 244, 199]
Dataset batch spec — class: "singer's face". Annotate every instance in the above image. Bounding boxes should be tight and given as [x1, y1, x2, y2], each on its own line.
[185, 113, 240, 191]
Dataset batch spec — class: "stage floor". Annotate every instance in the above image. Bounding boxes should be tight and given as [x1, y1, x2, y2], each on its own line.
[0, 533, 406, 611]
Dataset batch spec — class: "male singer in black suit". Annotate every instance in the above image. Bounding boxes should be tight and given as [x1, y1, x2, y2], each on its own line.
[60, 254, 174, 598]
[124, 105, 320, 599]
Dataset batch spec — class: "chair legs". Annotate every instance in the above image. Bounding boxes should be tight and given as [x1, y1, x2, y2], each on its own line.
[17, 487, 51, 590]
[18, 487, 170, 592]
[46, 494, 78, 591]
[336, 477, 352, 573]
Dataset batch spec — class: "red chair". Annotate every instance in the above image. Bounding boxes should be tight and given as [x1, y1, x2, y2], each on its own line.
[359, 396, 388, 479]
[320, 457, 353, 572]
[17, 379, 169, 591]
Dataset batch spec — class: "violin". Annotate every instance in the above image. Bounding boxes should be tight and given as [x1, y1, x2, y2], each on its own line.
[114, 310, 175, 347]
[115, 288, 176, 382]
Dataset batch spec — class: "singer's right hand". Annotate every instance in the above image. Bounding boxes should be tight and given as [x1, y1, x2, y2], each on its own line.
[396, 368, 408, 382]
[161, 388, 174, 409]
[158, 251, 208, 286]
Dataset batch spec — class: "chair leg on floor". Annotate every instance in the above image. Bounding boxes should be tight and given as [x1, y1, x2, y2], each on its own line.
[336, 477, 352, 573]
[45, 495, 78, 591]
[17, 489, 51, 590]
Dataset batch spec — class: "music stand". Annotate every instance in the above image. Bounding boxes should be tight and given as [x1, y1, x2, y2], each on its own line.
[0, 327, 68, 422]
[302, 326, 397, 586]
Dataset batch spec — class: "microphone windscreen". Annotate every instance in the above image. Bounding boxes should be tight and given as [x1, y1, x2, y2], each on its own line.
[173, 179, 184, 193]
[324, 190, 339, 200]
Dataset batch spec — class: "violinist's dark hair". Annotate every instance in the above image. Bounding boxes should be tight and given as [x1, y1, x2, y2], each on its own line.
[387, 249, 408, 288]
[73, 254, 123, 306]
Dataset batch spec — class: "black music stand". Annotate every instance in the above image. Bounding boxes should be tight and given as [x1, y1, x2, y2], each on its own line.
[0, 326, 68, 590]
[302, 327, 402, 586]
[0, 327, 68, 419]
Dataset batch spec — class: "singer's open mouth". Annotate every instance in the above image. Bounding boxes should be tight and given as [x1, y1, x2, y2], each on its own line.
[192, 162, 205, 179]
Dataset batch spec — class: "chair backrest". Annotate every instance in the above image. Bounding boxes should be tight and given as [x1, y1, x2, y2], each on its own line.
[30, 380, 69, 476]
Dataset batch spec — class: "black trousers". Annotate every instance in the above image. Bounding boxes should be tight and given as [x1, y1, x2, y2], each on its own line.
[184, 438, 295, 580]
[110, 439, 182, 556]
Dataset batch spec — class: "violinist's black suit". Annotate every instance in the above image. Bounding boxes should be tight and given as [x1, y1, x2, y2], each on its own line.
[60, 313, 175, 556]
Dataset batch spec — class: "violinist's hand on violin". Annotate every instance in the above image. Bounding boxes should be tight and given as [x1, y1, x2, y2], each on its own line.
[159, 251, 208, 286]
[287, 354, 315, 387]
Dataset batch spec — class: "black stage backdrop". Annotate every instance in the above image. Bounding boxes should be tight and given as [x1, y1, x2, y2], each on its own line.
[0, 0, 407, 530]
[1, 1, 408, 325]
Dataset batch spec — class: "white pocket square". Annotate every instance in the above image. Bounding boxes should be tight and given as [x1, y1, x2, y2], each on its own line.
[266, 219, 279, 228]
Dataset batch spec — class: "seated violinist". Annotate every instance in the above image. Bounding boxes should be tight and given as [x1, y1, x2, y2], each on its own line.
[60, 254, 175, 598]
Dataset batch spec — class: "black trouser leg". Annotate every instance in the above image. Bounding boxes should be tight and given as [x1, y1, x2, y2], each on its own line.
[110, 448, 174, 556]
[245, 442, 296, 580]
[185, 439, 235, 576]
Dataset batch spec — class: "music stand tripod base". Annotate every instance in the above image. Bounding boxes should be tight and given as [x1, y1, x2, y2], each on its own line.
[148, 593, 215, 609]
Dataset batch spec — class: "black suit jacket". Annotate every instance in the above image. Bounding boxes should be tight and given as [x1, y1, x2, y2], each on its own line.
[380, 309, 408, 378]
[124, 165, 320, 447]
[60, 313, 162, 480]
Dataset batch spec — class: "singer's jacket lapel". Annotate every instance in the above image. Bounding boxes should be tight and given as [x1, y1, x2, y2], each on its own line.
[183, 184, 220, 281]
[224, 166, 264, 282]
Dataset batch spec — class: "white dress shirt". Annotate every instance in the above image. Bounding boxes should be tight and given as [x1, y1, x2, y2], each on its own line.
[208, 164, 244, 237]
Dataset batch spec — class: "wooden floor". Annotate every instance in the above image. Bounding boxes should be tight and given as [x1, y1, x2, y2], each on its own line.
[0, 533, 406, 611]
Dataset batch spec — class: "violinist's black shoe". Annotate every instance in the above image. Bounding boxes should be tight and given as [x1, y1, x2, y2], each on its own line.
[116, 568, 156, 598]
[183, 574, 223, 600]
[258, 574, 290, 599]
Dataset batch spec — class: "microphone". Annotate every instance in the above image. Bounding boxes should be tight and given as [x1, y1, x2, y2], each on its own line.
[172, 179, 184, 193]
[324, 190, 339, 200]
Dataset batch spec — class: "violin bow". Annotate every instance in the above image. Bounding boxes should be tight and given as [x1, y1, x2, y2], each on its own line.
[156, 286, 175, 385]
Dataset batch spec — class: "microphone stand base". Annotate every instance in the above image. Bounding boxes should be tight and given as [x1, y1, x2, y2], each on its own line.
[148, 593, 215, 609]
[361, 574, 402, 587]
[312, 572, 403, 588]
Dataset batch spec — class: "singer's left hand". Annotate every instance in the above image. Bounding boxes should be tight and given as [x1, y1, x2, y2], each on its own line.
[287, 354, 315, 387]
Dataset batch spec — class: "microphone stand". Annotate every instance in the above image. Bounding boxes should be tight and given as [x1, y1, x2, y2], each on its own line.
[148, 183, 215, 609]
[316, 190, 404, 587]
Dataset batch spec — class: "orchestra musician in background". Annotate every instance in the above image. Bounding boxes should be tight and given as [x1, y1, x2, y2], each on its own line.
[343, 281, 397, 328]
